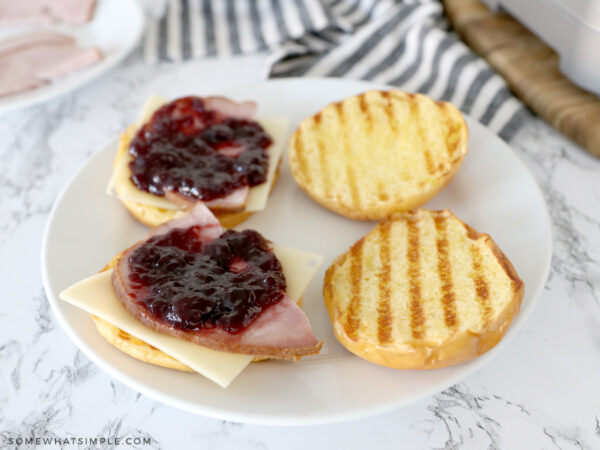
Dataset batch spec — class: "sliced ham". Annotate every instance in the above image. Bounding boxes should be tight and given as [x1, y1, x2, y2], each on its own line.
[203, 186, 249, 211]
[0, 31, 73, 56]
[0, 67, 43, 98]
[229, 257, 248, 273]
[204, 96, 257, 120]
[47, 0, 96, 24]
[0, 1, 52, 25]
[216, 143, 246, 159]
[146, 202, 223, 242]
[0, 0, 96, 25]
[164, 186, 249, 212]
[0, 32, 102, 98]
[166, 96, 257, 133]
[164, 185, 249, 212]
[112, 204, 322, 360]
[37, 47, 102, 80]
[239, 295, 322, 351]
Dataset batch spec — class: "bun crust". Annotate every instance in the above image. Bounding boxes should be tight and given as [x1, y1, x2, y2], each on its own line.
[323, 210, 524, 369]
[288, 91, 468, 220]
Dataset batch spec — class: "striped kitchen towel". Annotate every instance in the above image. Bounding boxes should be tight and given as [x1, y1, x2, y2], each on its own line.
[143, 0, 527, 140]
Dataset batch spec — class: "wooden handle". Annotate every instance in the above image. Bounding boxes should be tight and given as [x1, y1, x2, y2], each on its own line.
[443, 0, 600, 157]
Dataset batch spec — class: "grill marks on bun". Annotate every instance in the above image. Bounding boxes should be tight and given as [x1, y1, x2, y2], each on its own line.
[324, 210, 524, 370]
[288, 91, 469, 220]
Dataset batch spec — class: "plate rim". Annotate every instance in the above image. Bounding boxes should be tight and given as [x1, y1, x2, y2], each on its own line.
[0, 0, 144, 115]
[41, 77, 553, 426]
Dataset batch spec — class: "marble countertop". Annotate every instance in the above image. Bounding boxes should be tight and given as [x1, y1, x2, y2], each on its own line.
[1, 51, 600, 449]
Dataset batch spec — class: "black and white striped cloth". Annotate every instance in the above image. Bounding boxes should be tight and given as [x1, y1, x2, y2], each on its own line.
[143, 0, 527, 140]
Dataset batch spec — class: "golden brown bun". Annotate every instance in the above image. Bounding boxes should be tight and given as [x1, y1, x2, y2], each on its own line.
[323, 209, 524, 369]
[288, 91, 468, 220]
[114, 125, 277, 229]
[92, 254, 303, 370]
[92, 314, 194, 371]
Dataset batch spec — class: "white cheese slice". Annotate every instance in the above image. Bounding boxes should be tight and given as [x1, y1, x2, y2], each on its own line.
[59, 245, 324, 388]
[242, 118, 288, 212]
[106, 95, 288, 213]
[271, 246, 323, 303]
[61, 270, 251, 388]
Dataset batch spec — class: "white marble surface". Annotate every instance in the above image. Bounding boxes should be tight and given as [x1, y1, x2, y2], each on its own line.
[1, 51, 600, 449]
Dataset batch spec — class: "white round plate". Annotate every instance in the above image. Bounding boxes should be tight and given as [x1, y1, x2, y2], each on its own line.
[0, 0, 143, 115]
[42, 78, 552, 425]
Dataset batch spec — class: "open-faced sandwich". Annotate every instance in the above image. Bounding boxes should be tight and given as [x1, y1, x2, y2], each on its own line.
[107, 95, 288, 228]
[60, 204, 323, 387]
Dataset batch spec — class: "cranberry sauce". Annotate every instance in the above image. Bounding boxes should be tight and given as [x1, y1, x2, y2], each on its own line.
[129, 97, 272, 201]
[126, 227, 286, 334]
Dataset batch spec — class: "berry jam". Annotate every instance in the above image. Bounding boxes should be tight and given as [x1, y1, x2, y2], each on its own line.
[129, 97, 272, 202]
[126, 227, 286, 333]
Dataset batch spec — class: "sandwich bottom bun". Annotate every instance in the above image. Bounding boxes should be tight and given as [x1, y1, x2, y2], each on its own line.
[323, 209, 524, 370]
[92, 313, 194, 371]
[113, 125, 278, 229]
[93, 254, 300, 370]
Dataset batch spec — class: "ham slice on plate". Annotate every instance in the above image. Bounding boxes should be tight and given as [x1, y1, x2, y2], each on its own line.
[216, 142, 246, 159]
[0, 31, 72, 56]
[204, 96, 257, 121]
[203, 186, 249, 211]
[0, 31, 102, 98]
[112, 204, 322, 360]
[144, 202, 224, 243]
[164, 185, 249, 212]
[37, 47, 102, 80]
[46, 0, 97, 24]
[0, 0, 96, 25]
[167, 96, 257, 132]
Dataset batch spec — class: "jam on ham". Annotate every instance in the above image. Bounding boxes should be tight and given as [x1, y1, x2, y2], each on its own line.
[128, 96, 272, 203]
[125, 227, 286, 334]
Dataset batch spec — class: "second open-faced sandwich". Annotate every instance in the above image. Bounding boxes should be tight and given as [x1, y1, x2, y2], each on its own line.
[60, 203, 323, 387]
[107, 95, 288, 228]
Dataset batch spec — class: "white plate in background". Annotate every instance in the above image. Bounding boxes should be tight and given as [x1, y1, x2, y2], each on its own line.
[0, 0, 144, 114]
[42, 78, 552, 425]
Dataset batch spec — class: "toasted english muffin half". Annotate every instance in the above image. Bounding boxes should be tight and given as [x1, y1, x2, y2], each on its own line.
[113, 125, 268, 229]
[323, 209, 524, 369]
[91, 254, 301, 370]
[288, 91, 468, 220]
